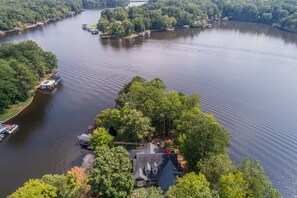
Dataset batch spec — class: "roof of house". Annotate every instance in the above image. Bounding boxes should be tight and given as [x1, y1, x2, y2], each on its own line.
[134, 168, 148, 180]
[133, 153, 179, 175]
[40, 80, 55, 86]
[132, 153, 183, 193]
[130, 143, 183, 193]
[158, 160, 177, 193]
[129, 143, 163, 158]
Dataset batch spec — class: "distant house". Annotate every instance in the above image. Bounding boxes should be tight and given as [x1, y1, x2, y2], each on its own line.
[129, 143, 183, 193]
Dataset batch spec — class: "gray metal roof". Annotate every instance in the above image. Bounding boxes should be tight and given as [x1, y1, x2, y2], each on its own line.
[158, 160, 177, 193]
[129, 143, 163, 159]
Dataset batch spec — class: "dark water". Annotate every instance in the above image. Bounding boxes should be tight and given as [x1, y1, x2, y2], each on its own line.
[1, 8, 297, 197]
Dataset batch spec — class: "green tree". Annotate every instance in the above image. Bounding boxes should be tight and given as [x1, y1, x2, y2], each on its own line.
[166, 172, 212, 198]
[122, 19, 134, 36]
[95, 108, 121, 133]
[97, 17, 110, 33]
[110, 21, 126, 38]
[41, 174, 71, 198]
[132, 17, 146, 32]
[240, 158, 281, 198]
[218, 172, 252, 198]
[175, 108, 230, 172]
[8, 179, 57, 198]
[89, 146, 134, 198]
[114, 7, 128, 21]
[197, 154, 235, 186]
[90, 127, 114, 149]
[131, 187, 163, 198]
[118, 105, 155, 142]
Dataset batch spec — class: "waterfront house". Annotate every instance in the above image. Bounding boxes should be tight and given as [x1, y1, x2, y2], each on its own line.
[129, 143, 183, 193]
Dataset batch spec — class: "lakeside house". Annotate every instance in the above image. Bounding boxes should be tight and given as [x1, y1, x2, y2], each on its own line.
[129, 143, 183, 193]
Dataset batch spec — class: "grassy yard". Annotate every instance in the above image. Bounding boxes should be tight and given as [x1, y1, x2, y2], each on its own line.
[0, 96, 34, 121]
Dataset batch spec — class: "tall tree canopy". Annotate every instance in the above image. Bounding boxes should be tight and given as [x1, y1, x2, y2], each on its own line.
[0, 0, 82, 30]
[218, 172, 252, 198]
[239, 158, 281, 198]
[89, 146, 134, 198]
[175, 107, 230, 172]
[166, 172, 212, 198]
[8, 179, 57, 198]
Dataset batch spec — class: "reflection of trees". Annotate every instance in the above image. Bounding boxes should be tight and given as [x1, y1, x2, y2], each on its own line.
[99, 29, 203, 49]
[99, 21, 297, 49]
[216, 21, 297, 46]
[99, 36, 147, 49]
[7, 87, 58, 144]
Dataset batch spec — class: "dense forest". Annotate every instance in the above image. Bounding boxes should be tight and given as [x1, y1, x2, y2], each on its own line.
[216, 0, 297, 32]
[0, 0, 130, 31]
[97, 0, 220, 38]
[82, 0, 129, 9]
[9, 77, 280, 197]
[1, 0, 296, 33]
[0, 41, 58, 114]
[0, 0, 82, 31]
[97, 0, 297, 38]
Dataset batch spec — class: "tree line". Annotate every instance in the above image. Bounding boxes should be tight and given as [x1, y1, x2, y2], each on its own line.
[0, 0, 129, 31]
[97, 0, 220, 38]
[97, 0, 297, 38]
[0, 41, 58, 114]
[0, 0, 82, 31]
[216, 0, 297, 32]
[9, 76, 280, 197]
[82, 0, 130, 9]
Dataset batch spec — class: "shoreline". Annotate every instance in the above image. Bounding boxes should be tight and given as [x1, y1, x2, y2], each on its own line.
[0, 9, 83, 37]
[1, 71, 57, 123]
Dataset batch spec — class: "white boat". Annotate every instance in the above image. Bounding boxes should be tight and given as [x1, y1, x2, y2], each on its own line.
[0, 134, 5, 142]
[6, 124, 19, 134]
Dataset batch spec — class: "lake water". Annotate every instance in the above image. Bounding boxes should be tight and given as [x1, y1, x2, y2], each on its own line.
[1, 7, 297, 197]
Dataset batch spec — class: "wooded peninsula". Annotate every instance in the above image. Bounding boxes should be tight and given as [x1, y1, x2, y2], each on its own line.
[0, 41, 58, 119]
[8, 77, 280, 198]
[97, 0, 297, 38]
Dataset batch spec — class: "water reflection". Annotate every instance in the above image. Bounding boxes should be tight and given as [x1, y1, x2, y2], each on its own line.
[1, 9, 297, 198]
[217, 21, 297, 46]
[6, 93, 53, 142]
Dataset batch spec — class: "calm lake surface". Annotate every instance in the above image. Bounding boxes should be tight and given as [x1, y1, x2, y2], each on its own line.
[1, 7, 297, 197]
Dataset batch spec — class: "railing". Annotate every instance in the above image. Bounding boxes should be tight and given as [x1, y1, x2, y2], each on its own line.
[130, 0, 148, 2]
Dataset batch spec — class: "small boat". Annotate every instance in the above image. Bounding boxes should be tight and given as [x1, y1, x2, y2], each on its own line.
[204, 24, 212, 28]
[37, 22, 44, 27]
[0, 124, 7, 134]
[166, 27, 175, 32]
[6, 124, 19, 134]
[90, 29, 99, 35]
[0, 134, 5, 142]
[82, 24, 87, 30]
[182, 25, 190, 29]
[78, 134, 92, 150]
[0, 122, 19, 134]
[13, 27, 22, 32]
[138, 32, 145, 36]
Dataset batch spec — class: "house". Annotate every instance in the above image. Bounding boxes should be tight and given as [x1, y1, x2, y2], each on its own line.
[38, 80, 56, 90]
[129, 143, 183, 193]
